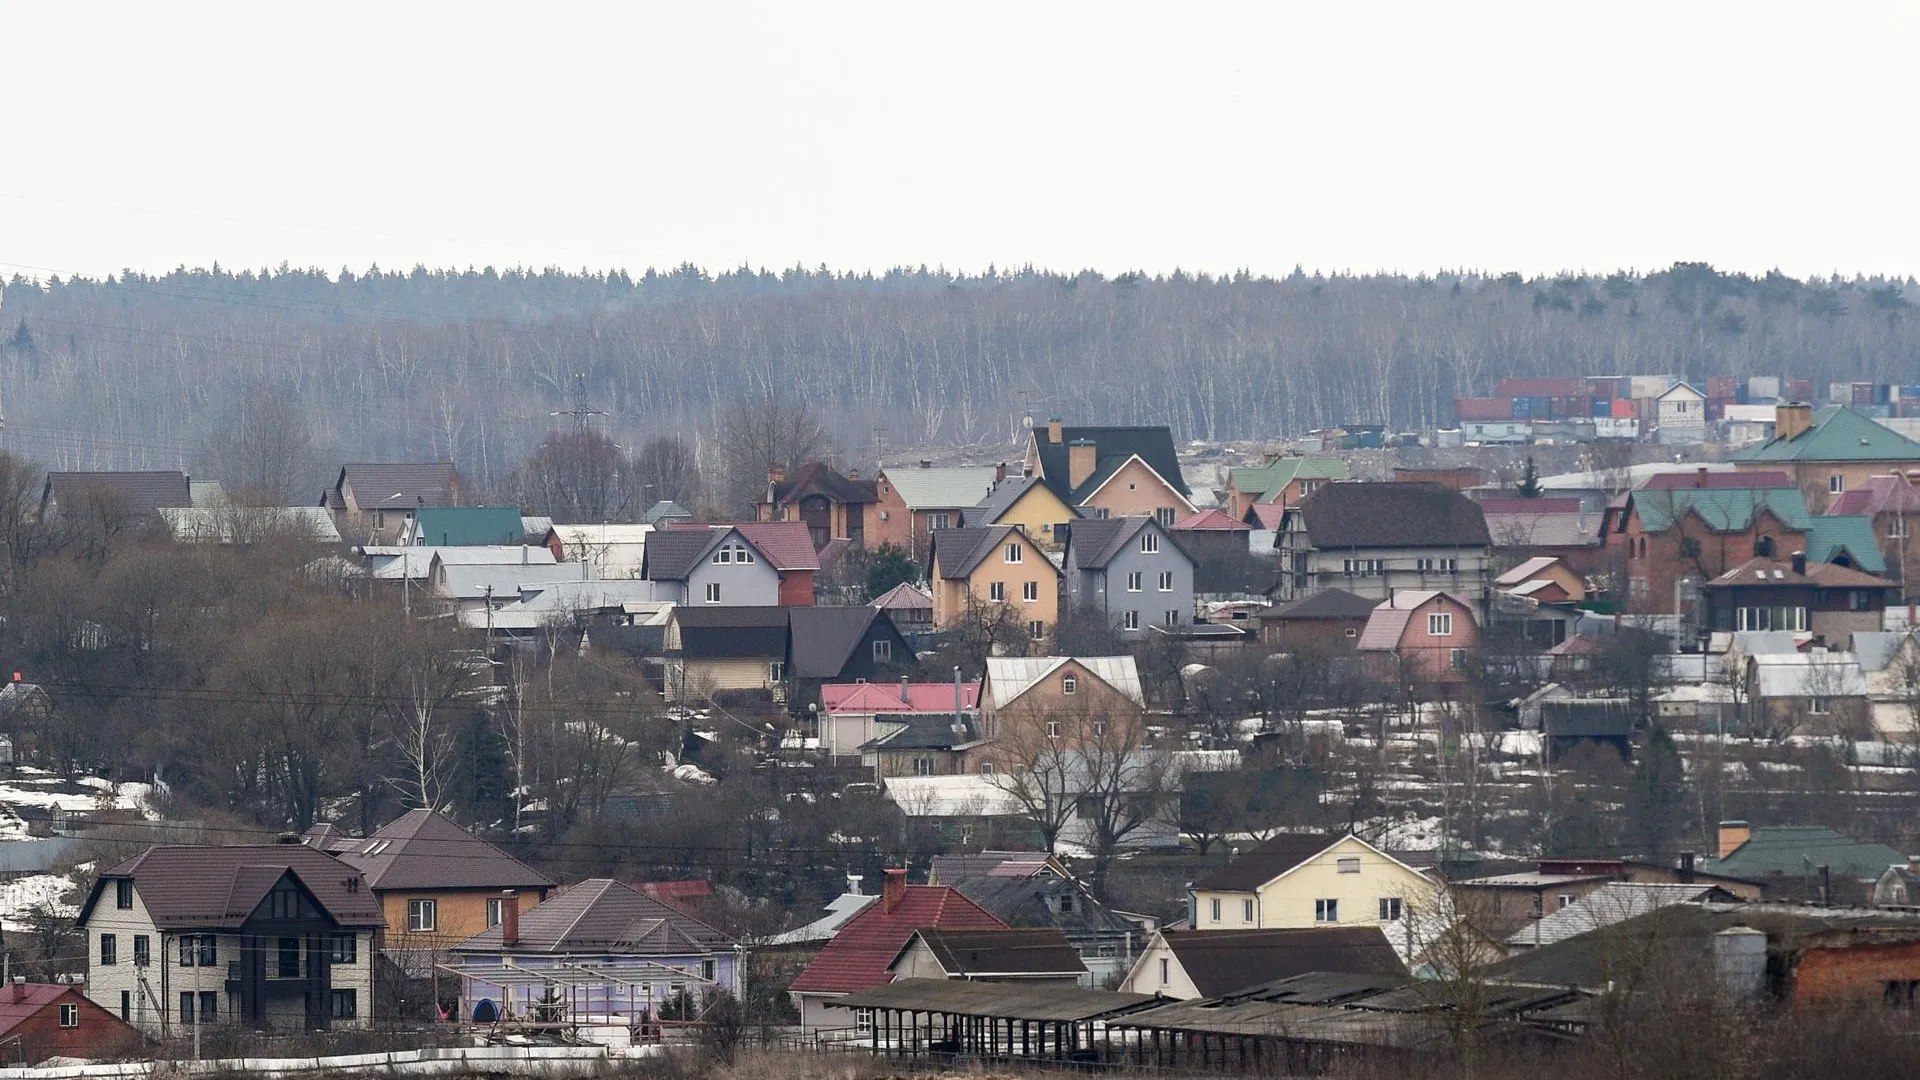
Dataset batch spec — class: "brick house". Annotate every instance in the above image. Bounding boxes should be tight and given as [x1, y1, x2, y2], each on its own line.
[757, 462, 879, 549]
[869, 465, 1001, 561]
[0, 982, 141, 1064]
[1730, 403, 1920, 513]
[1699, 554, 1897, 644]
[1257, 588, 1379, 651]
[1355, 590, 1480, 693]
[1827, 471, 1920, 599]
[1224, 457, 1347, 520]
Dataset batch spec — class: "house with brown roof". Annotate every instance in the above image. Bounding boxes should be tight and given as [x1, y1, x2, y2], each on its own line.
[308, 810, 553, 958]
[788, 869, 1004, 1030]
[1257, 588, 1379, 651]
[449, 879, 738, 1027]
[643, 522, 820, 606]
[888, 927, 1087, 986]
[927, 525, 1061, 644]
[757, 462, 879, 548]
[320, 462, 463, 545]
[1700, 554, 1897, 645]
[1118, 926, 1408, 1000]
[1356, 590, 1481, 692]
[39, 471, 194, 532]
[77, 844, 387, 1035]
[1275, 482, 1493, 618]
[1024, 418, 1194, 526]
[1062, 517, 1196, 637]
[0, 982, 142, 1064]
[1188, 833, 1432, 937]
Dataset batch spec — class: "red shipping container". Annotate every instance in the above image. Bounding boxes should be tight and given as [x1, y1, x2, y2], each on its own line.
[1584, 377, 1621, 400]
[1707, 376, 1738, 399]
[1852, 382, 1875, 406]
[1455, 397, 1514, 421]
[1497, 377, 1584, 398]
[1611, 399, 1635, 418]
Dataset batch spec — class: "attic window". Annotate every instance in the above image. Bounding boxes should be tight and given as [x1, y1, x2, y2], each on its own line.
[1141, 533, 1159, 554]
[1062, 674, 1078, 695]
[1336, 856, 1361, 874]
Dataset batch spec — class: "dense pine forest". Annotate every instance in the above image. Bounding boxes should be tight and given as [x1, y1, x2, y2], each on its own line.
[2, 262, 1916, 495]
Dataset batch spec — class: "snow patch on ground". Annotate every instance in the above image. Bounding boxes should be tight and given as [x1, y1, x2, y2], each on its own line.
[0, 869, 82, 933]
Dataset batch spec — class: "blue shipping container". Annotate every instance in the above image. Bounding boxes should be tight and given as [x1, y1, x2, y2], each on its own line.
[1529, 396, 1553, 418]
[1512, 396, 1534, 418]
[1875, 383, 1892, 405]
[1592, 399, 1609, 417]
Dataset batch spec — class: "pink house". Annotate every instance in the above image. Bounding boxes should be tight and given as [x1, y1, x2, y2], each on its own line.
[1356, 590, 1480, 693]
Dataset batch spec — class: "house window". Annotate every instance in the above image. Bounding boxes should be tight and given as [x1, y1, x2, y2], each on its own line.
[1379, 898, 1403, 921]
[178, 936, 195, 967]
[989, 581, 1007, 602]
[1336, 856, 1361, 874]
[1160, 958, 1171, 985]
[58, 1003, 78, 1028]
[1059, 894, 1075, 914]
[1062, 674, 1078, 695]
[329, 990, 358, 1019]
[269, 888, 301, 920]
[277, 937, 301, 979]
[199, 991, 217, 1021]
[1127, 571, 1143, 592]
[1005, 543, 1023, 564]
[1557, 894, 1575, 910]
[978, 760, 995, 775]
[120, 991, 129, 1021]
[930, 513, 952, 531]
[1210, 898, 1222, 922]
[913, 757, 936, 776]
[1428, 613, 1453, 636]
[1737, 606, 1807, 632]
[853, 1007, 874, 1034]
[1159, 571, 1174, 591]
[115, 880, 132, 909]
[1345, 628, 1358, 638]
[702, 959, 716, 982]
[1141, 532, 1159, 554]
[872, 639, 892, 663]
[329, 933, 357, 964]
[1808, 697, 1830, 715]
[1830, 475, 1846, 495]
[1416, 557, 1459, 573]
[1892, 517, 1909, 540]
[1123, 610, 1139, 630]
[407, 899, 437, 933]
[1315, 899, 1339, 923]
[1046, 719, 1062, 739]
[1023, 580, 1039, 602]
[179, 993, 195, 1025]
[1028, 620, 1045, 640]
[1343, 558, 1383, 576]
[703, 582, 721, 604]
[1851, 591, 1875, 612]
[486, 899, 504, 929]
[1093, 720, 1107, 737]
[133, 935, 149, 967]
[99, 934, 117, 966]
[1243, 898, 1255, 922]
[1451, 648, 1468, 671]
[769, 661, 786, 683]
[1164, 610, 1179, 626]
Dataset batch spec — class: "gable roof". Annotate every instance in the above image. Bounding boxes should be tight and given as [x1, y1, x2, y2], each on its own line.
[770, 462, 878, 508]
[1356, 591, 1472, 651]
[984, 656, 1144, 710]
[881, 467, 1001, 510]
[331, 462, 460, 510]
[1031, 426, 1192, 504]
[1293, 483, 1491, 549]
[788, 884, 1005, 994]
[870, 582, 933, 612]
[1066, 517, 1182, 570]
[642, 500, 693, 525]
[1829, 473, 1920, 516]
[1494, 556, 1565, 587]
[1173, 509, 1249, 531]
[788, 607, 906, 680]
[907, 927, 1087, 977]
[82, 845, 386, 930]
[1732, 406, 1920, 463]
[641, 527, 727, 581]
[1627, 487, 1813, 534]
[159, 506, 343, 543]
[0, 984, 118, 1042]
[1704, 557, 1893, 591]
[1505, 883, 1723, 948]
[454, 878, 732, 953]
[1746, 653, 1869, 698]
[1714, 826, 1906, 881]
[1260, 588, 1381, 622]
[968, 474, 1074, 528]
[1639, 470, 1794, 491]
[1158, 927, 1409, 998]
[928, 851, 1061, 886]
[764, 892, 881, 946]
[329, 809, 552, 892]
[411, 506, 526, 547]
[822, 679, 981, 714]
[727, 522, 823, 570]
[45, 471, 192, 517]
[1805, 514, 1888, 572]
[1228, 458, 1349, 503]
[670, 606, 791, 660]
[1193, 834, 1336, 891]
[930, 526, 1056, 580]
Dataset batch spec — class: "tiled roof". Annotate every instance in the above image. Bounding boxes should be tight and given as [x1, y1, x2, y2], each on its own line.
[1065, 517, 1157, 570]
[771, 462, 878, 507]
[1294, 483, 1491, 549]
[1712, 826, 1908, 882]
[1246, 504, 1285, 530]
[647, 522, 820, 577]
[1192, 834, 1334, 891]
[45, 471, 192, 517]
[1031, 426, 1191, 504]
[1828, 473, 1920, 516]
[1173, 509, 1248, 531]
[788, 885, 1005, 994]
[83, 845, 386, 930]
[910, 928, 1086, 977]
[454, 878, 732, 953]
[1805, 515, 1888, 573]
[330, 809, 552, 893]
[821, 680, 981, 714]
[881, 467, 1000, 510]
[412, 507, 526, 546]
[728, 522, 823, 570]
[929, 526, 1012, 579]
[984, 656, 1144, 710]
[1160, 927, 1408, 998]
[1228, 458, 1347, 503]
[1260, 588, 1380, 621]
[870, 582, 933, 611]
[1627, 487, 1812, 534]
[0, 985, 115, 1041]
[1731, 406, 1920, 463]
[641, 528, 723, 581]
[332, 462, 461, 509]
[1703, 557, 1893, 591]
[967, 474, 1071, 529]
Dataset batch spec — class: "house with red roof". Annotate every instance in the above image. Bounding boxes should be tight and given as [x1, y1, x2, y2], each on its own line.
[1356, 590, 1481, 694]
[1827, 472, 1920, 598]
[788, 869, 1005, 1030]
[644, 522, 821, 606]
[0, 981, 141, 1064]
[820, 679, 981, 763]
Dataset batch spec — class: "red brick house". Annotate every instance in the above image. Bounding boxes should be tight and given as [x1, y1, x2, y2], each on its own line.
[1356, 590, 1480, 693]
[0, 982, 141, 1064]
[756, 463, 879, 549]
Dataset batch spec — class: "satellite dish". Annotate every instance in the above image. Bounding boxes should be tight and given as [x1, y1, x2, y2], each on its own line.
[1023, 414, 1035, 430]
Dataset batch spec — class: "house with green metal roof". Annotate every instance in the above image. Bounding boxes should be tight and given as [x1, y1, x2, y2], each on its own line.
[1225, 458, 1348, 520]
[1730, 405, 1920, 512]
[1710, 824, 1908, 889]
[403, 506, 526, 547]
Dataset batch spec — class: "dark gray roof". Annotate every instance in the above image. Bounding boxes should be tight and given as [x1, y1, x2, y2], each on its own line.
[1541, 700, 1636, 739]
[911, 928, 1087, 977]
[1295, 482, 1491, 549]
[454, 878, 733, 954]
[788, 606, 906, 680]
[771, 462, 878, 507]
[641, 528, 725, 581]
[955, 876, 1138, 936]
[1161, 927, 1410, 998]
[859, 713, 977, 752]
[671, 606, 790, 660]
[329, 809, 552, 892]
[1192, 833, 1334, 891]
[968, 475, 1074, 528]
[1031, 426, 1191, 503]
[929, 526, 1012, 579]
[1262, 588, 1382, 621]
[82, 845, 386, 931]
[331, 463, 460, 510]
[1063, 517, 1178, 570]
[45, 471, 192, 517]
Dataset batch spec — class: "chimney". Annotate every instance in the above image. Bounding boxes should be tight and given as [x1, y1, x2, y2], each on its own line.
[500, 890, 519, 947]
[1776, 402, 1813, 441]
[275, 833, 301, 845]
[900, 675, 911, 703]
[953, 665, 967, 739]
[1068, 440, 1098, 490]
[768, 467, 786, 486]
[846, 874, 863, 896]
[1047, 417, 1064, 445]
[1718, 820, 1751, 860]
[10, 975, 22, 1002]
[883, 868, 907, 914]
[848, 469, 860, 481]
[1696, 466, 1708, 489]
[1791, 551, 1807, 576]
[994, 462, 1007, 485]
[1680, 851, 1696, 885]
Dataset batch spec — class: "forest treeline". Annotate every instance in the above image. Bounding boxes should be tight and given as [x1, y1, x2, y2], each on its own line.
[2, 262, 1917, 496]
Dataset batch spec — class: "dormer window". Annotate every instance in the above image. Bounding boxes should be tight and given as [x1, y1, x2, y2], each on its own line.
[712, 542, 756, 565]
[1063, 674, 1078, 695]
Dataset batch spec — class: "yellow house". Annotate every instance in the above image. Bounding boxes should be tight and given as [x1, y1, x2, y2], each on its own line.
[967, 475, 1079, 550]
[1188, 833, 1433, 932]
[1024, 419, 1196, 527]
[927, 525, 1061, 643]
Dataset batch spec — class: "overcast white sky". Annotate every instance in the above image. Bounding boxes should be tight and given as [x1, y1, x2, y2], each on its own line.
[4, 1, 1916, 282]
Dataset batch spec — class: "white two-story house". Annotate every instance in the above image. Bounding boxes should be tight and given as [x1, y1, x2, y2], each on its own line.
[76, 845, 386, 1036]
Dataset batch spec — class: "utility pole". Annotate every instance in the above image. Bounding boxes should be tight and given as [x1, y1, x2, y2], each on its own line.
[551, 373, 607, 436]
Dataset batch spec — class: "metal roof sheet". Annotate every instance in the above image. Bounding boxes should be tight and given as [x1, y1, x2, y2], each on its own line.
[881, 467, 1001, 509]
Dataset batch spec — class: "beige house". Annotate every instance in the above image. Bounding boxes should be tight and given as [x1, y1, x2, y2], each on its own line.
[1118, 926, 1407, 1000]
[926, 526, 1061, 644]
[1023, 419, 1195, 527]
[977, 655, 1146, 761]
[1188, 833, 1433, 934]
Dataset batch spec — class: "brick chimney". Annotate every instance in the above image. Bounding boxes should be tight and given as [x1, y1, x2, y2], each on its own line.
[1068, 439, 1098, 490]
[1047, 417, 1064, 445]
[1776, 402, 1813, 441]
[500, 890, 519, 947]
[1718, 820, 1751, 860]
[1679, 851, 1696, 885]
[1696, 466, 1709, 489]
[994, 462, 1007, 485]
[883, 868, 907, 914]
[768, 467, 786, 486]
[1791, 551, 1807, 576]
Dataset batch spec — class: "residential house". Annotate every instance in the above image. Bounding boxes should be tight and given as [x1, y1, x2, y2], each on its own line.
[788, 607, 914, 707]
[1118, 927, 1407, 1000]
[926, 526, 1061, 644]
[1356, 590, 1481, 693]
[308, 810, 553, 959]
[454, 578, 661, 636]
[1655, 382, 1709, 443]
[40, 471, 193, 531]
[1477, 498, 1603, 573]
[871, 582, 934, 636]
[758, 462, 879, 548]
[400, 507, 525, 547]
[859, 712, 984, 779]
[641, 524, 799, 607]
[1224, 457, 1348, 520]
[1503, 882, 1739, 951]
[1187, 833, 1432, 935]
[964, 474, 1080, 550]
[1453, 866, 1622, 940]
[1024, 418, 1195, 526]
[663, 606, 792, 703]
[883, 776, 1030, 848]
[869, 464, 1001, 560]
[979, 655, 1146, 757]
[0, 982, 141, 1064]
[358, 543, 559, 586]
[1745, 652, 1872, 739]
[1257, 588, 1379, 652]
[1853, 630, 1920, 739]
[819, 679, 982, 764]
[1710, 822, 1908, 895]
[77, 845, 386, 1035]
[1532, 693, 1637, 761]
[1276, 482, 1493, 617]
[545, 524, 654, 579]
[788, 869, 1004, 1030]
[449, 879, 738, 1027]
[888, 928, 1086, 986]
[159, 504, 342, 544]
[1062, 517, 1196, 637]
[1171, 510, 1270, 595]
[1493, 556, 1587, 604]
[1873, 865, 1920, 907]
[426, 552, 592, 622]
[1828, 472, 1920, 597]
[1732, 403, 1920, 512]
[320, 462, 463, 544]
[1699, 555, 1896, 645]
[933, 854, 1147, 987]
